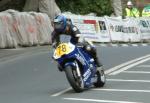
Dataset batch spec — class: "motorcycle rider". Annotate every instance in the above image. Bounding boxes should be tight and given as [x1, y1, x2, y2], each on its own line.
[51, 15, 102, 71]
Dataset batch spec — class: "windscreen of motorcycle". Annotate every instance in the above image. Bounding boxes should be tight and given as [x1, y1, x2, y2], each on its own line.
[53, 43, 75, 59]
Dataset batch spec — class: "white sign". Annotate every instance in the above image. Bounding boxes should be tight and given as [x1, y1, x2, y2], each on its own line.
[138, 18, 150, 40]
[64, 14, 150, 43]
[105, 17, 124, 41]
[123, 18, 141, 42]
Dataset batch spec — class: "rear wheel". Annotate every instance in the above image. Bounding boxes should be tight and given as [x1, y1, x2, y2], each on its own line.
[65, 65, 84, 93]
[94, 67, 106, 87]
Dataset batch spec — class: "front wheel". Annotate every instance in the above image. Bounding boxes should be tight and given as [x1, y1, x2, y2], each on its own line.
[94, 67, 106, 87]
[65, 65, 84, 93]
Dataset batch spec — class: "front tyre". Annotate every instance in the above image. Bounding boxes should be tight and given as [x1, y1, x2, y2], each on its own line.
[65, 65, 84, 93]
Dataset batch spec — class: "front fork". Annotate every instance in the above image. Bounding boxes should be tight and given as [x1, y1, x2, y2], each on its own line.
[74, 61, 84, 88]
[64, 61, 84, 88]
[75, 61, 81, 77]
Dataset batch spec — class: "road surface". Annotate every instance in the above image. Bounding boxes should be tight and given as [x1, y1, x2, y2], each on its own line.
[0, 44, 150, 103]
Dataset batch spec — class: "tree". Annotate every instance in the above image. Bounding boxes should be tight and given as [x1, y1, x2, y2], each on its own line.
[56, 0, 113, 16]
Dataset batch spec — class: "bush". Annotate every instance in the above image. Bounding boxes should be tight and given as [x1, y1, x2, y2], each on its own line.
[56, 0, 113, 16]
[0, 0, 26, 12]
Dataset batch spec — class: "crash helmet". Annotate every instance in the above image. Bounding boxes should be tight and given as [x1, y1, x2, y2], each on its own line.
[53, 15, 67, 32]
[127, 1, 133, 6]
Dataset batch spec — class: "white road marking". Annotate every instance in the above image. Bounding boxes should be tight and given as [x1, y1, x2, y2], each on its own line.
[64, 98, 141, 103]
[51, 54, 150, 97]
[100, 44, 107, 47]
[138, 65, 150, 68]
[109, 56, 150, 75]
[123, 71, 150, 74]
[111, 44, 118, 47]
[105, 54, 150, 75]
[92, 88, 150, 93]
[107, 79, 150, 83]
[141, 44, 148, 46]
[132, 44, 138, 46]
[122, 44, 129, 47]
[51, 87, 72, 97]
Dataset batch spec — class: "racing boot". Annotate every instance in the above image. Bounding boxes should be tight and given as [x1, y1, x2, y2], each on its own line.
[94, 56, 104, 72]
[95, 56, 103, 67]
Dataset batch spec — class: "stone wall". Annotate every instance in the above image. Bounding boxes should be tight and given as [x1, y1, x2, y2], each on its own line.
[0, 0, 61, 20]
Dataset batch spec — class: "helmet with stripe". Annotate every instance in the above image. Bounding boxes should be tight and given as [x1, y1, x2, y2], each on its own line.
[53, 15, 67, 32]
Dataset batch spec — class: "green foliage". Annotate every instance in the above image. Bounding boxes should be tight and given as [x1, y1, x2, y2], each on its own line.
[56, 0, 113, 16]
[0, 0, 26, 11]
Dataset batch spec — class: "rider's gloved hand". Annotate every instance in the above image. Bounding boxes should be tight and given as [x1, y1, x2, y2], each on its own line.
[52, 42, 57, 48]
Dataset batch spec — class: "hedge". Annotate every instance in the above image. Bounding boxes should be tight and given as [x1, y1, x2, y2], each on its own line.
[56, 0, 113, 16]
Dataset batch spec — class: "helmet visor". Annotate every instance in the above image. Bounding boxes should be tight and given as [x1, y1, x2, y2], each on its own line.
[54, 22, 64, 30]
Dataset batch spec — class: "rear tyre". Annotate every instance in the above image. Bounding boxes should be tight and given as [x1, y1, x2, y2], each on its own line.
[94, 67, 106, 87]
[65, 65, 84, 93]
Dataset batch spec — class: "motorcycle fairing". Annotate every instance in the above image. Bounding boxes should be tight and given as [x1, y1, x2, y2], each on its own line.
[53, 42, 75, 59]
[53, 43, 97, 87]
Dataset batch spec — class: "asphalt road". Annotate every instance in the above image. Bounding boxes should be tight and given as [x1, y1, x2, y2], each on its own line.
[0, 45, 150, 103]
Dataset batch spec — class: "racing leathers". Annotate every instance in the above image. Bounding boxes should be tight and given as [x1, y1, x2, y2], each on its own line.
[52, 23, 102, 71]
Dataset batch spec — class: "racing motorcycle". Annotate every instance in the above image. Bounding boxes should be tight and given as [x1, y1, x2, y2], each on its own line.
[52, 35, 106, 93]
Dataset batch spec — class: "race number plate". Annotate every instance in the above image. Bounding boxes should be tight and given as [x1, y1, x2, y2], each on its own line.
[53, 43, 75, 59]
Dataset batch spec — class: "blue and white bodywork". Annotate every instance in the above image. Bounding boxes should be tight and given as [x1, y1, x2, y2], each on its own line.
[53, 35, 105, 92]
